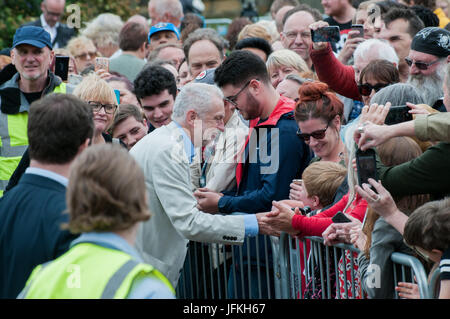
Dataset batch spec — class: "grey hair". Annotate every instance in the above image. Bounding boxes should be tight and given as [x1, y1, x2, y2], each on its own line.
[150, 0, 183, 19]
[171, 83, 224, 122]
[81, 13, 124, 48]
[354, 38, 399, 66]
[183, 28, 226, 62]
[370, 83, 425, 106]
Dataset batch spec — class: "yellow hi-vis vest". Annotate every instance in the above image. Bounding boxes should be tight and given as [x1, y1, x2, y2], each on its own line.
[0, 83, 66, 197]
[20, 242, 174, 299]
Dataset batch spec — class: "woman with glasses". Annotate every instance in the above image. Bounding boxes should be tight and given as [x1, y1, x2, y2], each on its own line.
[288, 80, 346, 202]
[73, 73, 119, 145]
[358, 59, 400, 107]
[66, 36, 98, 74]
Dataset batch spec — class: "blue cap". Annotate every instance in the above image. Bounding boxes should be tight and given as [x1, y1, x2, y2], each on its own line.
[13, 26, 52, 49]
[148, 22, 180, 43]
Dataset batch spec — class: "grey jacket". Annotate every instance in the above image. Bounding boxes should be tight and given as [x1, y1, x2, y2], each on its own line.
[130, 121, 246, 287]
[357, 217, 413, 299]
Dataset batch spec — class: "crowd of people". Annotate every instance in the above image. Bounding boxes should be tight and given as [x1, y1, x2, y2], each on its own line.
[0, 0, 450, 299]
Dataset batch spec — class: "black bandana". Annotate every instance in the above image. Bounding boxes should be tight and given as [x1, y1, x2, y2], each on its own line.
[411, 27, 450, 57]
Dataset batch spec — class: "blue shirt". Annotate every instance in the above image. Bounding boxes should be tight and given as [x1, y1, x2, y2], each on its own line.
[25, 167, 68, 187]
[173, 121, 259, 237]
[71, 232, 175, 299]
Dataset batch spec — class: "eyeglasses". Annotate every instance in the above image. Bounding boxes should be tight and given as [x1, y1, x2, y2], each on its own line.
[283, 31, 311, 40]
[403, 239, 433, 264]
[358, 82, 392, 96]
[75, 51, 97, 61]
[404, 57, 440, 70]
[224, 80, 252, 107]
[296, 123, 329, 142]
[88, 101, 117, 114]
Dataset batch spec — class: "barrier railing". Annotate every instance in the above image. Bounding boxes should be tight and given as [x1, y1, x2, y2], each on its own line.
[176, 235, 281, 299]
[391, 252, 431, 299]
[176, 233, 434, 299]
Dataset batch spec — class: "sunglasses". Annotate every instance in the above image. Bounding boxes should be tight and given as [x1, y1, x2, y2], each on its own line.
[404, 57, 440, 70]
[358, 82, 391, 96]
[296, 123, 329, 141]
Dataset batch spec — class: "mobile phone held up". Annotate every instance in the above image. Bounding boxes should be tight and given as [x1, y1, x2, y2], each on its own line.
[355, 148, 378, 193]
[332, 211, 351, 223]
[95, 57, 109, 73]
[384, 105, 413, 125]
[350, 24, 364, 38]
[311, 26, 340, 43]
[54, 56, 69, 82]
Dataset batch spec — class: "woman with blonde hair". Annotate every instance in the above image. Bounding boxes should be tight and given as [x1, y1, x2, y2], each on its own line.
[237, 23, 273, 44]
[19, 144, 174, 299]
[266, 49, 314, 88]
[73, 73, 119, 145]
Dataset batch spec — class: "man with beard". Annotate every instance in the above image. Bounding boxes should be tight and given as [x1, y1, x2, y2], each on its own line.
[406, 26, 450, 111]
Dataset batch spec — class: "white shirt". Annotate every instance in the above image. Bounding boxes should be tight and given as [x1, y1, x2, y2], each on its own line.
[40, 14, 59, 48]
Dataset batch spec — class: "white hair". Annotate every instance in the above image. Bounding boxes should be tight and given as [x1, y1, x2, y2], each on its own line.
[149, 0, 183, 19]
[171, 83, 224, 122]
[354, 38, 399, 66]
[81, 13, 124, 48]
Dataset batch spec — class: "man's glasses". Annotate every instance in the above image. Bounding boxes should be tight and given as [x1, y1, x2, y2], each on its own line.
[358, 82, 391, 96]
[282, 31, 311, 40]
[296, 123, 329, 142]
[88, 101, 117, 114]
[404, 57, 440, 70]
[224, 80, 252, 106]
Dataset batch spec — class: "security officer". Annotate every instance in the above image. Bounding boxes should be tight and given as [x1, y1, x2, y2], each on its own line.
[0, 26, 66, 196]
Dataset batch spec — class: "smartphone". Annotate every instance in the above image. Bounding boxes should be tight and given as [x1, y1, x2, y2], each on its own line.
[54, 56, 69, 81]
[355, 148, 378, 193]
[350, 24, 364, 38]
[292, 179, 303, 186]
[332, 211, 351, 223]
[114, 89, 120, 104]
[311, 26, 340, 43]
[384, 105, 413, 125]
[95, 57, 109, 72]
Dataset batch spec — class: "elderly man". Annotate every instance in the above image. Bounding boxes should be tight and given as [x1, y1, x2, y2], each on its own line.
[280, 4, 323, 69]
[183, 28, 225, 79]
[0, 26, 66, 196]
[130, 82, 277, 287]
[406, 26, 450, 111]
[148, 0, 184, 28]
[25, 0, 75, 48]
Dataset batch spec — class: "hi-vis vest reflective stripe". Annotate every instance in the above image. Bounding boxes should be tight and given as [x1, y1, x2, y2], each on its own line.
[21, 242, 174, 299]
[0, 83, 66, 197]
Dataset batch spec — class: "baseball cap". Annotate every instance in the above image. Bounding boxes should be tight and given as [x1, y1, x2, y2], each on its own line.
[12, 26, 52, 50]
[148, 22, 180, 43]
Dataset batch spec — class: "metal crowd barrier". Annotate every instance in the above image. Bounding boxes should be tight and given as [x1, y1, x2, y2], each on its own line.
[176, 235, 281, 299]
[278, 234, 364, 299]
[390, 252, 431, 299]
[175, 233, 435, 299]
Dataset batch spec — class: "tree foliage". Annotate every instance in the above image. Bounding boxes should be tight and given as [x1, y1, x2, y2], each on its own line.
[0, 0, 148, 49]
